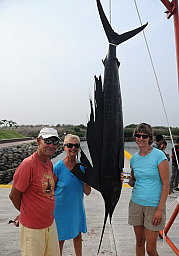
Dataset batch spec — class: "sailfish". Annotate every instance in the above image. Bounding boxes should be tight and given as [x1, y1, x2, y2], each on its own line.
[72, 0, 147, 253]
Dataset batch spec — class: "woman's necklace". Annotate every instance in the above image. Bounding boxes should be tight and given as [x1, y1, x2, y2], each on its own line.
[139, 146, 152, 156]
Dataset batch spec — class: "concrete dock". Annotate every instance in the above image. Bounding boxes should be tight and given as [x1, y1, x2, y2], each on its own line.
[0, 149, 179, 255]
[0, 185, 178, 255]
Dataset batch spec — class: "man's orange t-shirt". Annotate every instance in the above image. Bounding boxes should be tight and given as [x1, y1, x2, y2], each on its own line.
[13, 152, 55, 229]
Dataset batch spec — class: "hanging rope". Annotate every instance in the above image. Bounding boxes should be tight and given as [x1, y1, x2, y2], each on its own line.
[109, 0, 112, 25]
[109, 223, 118, 256]
[108, 0, 118, 252]
[133, 0, 179, 170]
[108, 2, 118, 255]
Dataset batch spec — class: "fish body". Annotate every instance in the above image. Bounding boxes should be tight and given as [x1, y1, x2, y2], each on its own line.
[100, 43, 123, 219]
[72, 0, 147, 252]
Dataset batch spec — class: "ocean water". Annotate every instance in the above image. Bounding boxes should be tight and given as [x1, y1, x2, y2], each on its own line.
[51, 141, 91, 165]
[124, 140, 173, 157]
[52, 140, 174, 174]
[124, 141, 173, 172]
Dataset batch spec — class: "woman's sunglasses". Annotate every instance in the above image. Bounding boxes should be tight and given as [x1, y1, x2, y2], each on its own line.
[43, 138, 59, 145]
[134, 134, 149, 139]
[64, 143, 80, 149]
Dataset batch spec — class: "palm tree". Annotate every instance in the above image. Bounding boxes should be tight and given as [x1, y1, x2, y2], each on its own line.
[1, 119, 8, 127]
[8, 120, 17, 128]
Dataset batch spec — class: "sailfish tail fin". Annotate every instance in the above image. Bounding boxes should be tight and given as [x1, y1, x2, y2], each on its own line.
[97, 211, 109, 255]
[96, 0, 148, 46]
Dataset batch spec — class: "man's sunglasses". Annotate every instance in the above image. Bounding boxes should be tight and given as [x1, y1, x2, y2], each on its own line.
[43, 138, 59, 145]
[134, 134, 149, 139]
[64, 143, 80, 149]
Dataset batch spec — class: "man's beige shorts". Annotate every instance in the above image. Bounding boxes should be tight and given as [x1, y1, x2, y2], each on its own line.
[19, 220, 60, 256]
[128, 200, 166, 231]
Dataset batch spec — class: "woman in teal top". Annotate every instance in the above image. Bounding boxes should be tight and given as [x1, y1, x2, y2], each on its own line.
[128, 123, 169, 256]
[53, 134, 91, 256]
[130, 147, 167, 207]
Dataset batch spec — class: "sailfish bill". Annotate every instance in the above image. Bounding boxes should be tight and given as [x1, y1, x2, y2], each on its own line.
[72, 0, 148, 253]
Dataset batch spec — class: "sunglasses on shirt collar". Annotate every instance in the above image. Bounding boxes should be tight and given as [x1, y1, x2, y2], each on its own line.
[43, 138, 59, 145]
[64, 143, 80, 149]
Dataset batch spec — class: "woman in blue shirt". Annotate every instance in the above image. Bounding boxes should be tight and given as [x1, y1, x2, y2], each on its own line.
[53, 134, 91, 256]
[128, 123, 169, 256]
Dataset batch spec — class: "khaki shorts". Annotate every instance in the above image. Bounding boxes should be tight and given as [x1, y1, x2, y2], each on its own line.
[19, 220, 60, 256]
[128, 200, 166, 231]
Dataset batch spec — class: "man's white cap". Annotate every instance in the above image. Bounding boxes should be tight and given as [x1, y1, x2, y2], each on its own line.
[38, 127, 60, 139]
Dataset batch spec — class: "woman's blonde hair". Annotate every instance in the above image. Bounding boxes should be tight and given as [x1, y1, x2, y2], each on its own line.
[64, 134, 80, 144]
[133, 123, 153, 145]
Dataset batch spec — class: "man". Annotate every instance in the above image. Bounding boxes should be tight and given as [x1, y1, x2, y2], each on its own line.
[170, 138, 179, 193]
[160, 140, 170, 161]
[9, 127, 61, 256]
[152, 134, 164, 149]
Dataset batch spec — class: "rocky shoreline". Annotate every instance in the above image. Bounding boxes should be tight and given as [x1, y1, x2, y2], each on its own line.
[0, 142, 63, 184]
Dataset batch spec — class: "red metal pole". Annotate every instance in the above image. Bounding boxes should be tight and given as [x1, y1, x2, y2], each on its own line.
[164, 204, 179, 234]
[159, 204, 179, 254]
[160, 0, 179, 91]
[173, 0, 179, 92]
[164, 236, 179, 255]
[160, 0, 173, 12]
[158, 231, 179, 255]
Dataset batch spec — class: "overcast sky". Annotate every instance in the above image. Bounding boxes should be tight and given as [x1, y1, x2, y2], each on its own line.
[0, 0, 178, 127]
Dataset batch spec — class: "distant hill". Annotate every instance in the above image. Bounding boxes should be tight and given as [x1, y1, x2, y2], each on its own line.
[0, 130, 24, 140]
[124, 124, 179, 140]
[0, 124, 178, 141]
[0, 124, 87, 140]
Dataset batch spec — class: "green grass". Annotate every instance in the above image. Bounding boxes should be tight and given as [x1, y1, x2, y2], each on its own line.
[0, 130, 24, 140]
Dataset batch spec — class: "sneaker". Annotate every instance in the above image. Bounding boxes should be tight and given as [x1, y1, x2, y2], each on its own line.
[174, 188, 179, 191]
[158, 233, 163, 239]
[169, 189, 174, 195]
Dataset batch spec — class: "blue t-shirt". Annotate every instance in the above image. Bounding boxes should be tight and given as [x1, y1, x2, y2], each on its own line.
[54, 160, 87, 240]
[130, 148, 167, 207]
